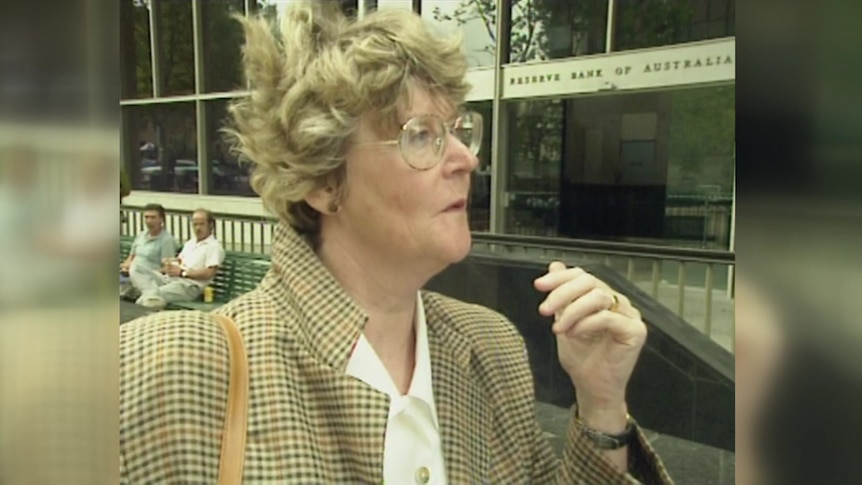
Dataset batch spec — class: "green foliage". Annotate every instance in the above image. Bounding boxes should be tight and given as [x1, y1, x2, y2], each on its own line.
[615, 0, 695, 51]
[668, 85, 735, 193]
[156, 0, 195, 95]
[431, 0, 550, 62]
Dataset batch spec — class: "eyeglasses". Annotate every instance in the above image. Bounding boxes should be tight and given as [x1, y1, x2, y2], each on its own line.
[357, 111, 483, 170]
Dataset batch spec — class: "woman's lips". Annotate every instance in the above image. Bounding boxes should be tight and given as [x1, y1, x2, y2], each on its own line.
[445, 198, 468, 211]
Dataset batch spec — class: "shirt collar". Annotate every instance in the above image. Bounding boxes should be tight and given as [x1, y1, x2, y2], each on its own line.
[344, 292, 439, 429]
[409, 292, 438, 427]
[144, 228, 164, 240]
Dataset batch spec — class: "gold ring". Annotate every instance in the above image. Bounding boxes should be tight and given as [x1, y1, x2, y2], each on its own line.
[608, 293, 620, 312]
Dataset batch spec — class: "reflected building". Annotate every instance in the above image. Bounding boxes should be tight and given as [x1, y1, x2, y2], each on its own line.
[120, 0, 735, 249]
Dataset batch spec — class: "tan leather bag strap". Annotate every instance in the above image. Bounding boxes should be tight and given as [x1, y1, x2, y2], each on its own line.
[213, 314, 249, 485]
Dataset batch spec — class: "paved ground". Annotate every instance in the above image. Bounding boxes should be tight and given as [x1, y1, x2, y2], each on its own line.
[120, 299, 158, 324]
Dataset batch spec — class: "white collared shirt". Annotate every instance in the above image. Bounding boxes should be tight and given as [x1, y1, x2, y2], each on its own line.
[177, 235, 225, 288]
[345, 293, 447, 485]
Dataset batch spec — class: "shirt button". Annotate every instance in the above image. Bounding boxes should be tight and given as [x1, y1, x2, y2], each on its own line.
[415, 466, 430, 484]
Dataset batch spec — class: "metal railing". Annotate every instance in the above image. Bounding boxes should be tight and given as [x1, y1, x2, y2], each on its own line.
[121, 205, 735, 351]
[121, 206, 276, 255]
[471, 232, 735, 352]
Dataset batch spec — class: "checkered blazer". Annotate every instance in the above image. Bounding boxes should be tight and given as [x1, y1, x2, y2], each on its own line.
[120, 223, 673, 484]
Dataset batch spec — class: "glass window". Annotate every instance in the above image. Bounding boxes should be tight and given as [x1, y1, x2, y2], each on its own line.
[155, 0, 195, 96]
[613, 0, 734, 52]
[665, 86, 735, 248]
[423, 0, 496, 68]
[508, 0, 608, 63]
[467, 100, 492, 232]
[250, 0, 279, 21]
[120, 0, 153, 99]
[339, 0, 359, 18]
[249, 0, 279, 18]
[124, 102, 198, 194]
[206, 99, 256, 197]
[504, 85, 735, 248]
[505, 99, 564, 236]
[201, 0, 245, 93]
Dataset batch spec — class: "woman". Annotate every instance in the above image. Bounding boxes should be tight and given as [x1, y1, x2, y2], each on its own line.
[119, 3, 672, 483]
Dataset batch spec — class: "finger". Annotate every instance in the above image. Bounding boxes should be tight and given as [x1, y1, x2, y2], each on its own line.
[539, 273, 597, 317]
[548, 261, 566, 272]
[552, 287, 612, 333]
[534, 264, 586, 291]
[560, 310, 648, 347]
[533, 261, 567, 292]
[611, 292, 641, 320]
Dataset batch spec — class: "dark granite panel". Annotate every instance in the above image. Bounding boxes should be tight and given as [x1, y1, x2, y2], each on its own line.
[693, 377, 735, 450]
[628, 344, 695, 442]
[642, 322, 701, 377]
[427, 254, 735, 451]
[587, 263, 734, 386]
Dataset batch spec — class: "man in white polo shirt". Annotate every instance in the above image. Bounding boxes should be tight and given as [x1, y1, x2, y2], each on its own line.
[135, 209, 226, 309]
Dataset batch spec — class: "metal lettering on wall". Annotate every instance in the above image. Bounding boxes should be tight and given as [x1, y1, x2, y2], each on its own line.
[502, 38, 735, 99]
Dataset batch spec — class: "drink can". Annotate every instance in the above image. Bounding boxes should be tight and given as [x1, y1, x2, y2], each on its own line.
[203, 286, 214, 303]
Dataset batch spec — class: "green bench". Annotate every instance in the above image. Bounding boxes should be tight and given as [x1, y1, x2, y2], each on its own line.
[120, 236, 134, 263]
[120, 236, 270, 311]
[169, 252, 270, 311]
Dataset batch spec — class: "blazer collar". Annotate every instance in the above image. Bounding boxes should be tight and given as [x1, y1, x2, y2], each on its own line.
[421, 292, 472, 370]
[267, 223, 368, 372]
[422, 292, 491, 482]
[266, 223, 475, 374]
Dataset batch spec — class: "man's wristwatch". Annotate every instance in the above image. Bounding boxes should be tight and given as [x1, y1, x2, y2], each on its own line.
[574, 405, 636, 450]
[180, 269, 188, 278]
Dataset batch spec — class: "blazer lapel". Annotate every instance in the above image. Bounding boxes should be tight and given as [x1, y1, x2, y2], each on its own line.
[424, 294, 493, 483]
[265, 223, 368, 372]
[256, 224, 391, 481]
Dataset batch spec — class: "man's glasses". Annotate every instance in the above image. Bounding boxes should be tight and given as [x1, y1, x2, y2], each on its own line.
[357, 111, 483, 170]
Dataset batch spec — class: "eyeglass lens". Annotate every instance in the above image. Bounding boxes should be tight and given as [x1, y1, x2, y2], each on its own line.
[399, 112, 482, 169]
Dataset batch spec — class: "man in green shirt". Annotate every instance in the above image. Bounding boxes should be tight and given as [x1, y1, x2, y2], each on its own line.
[120, 204, 177, 300]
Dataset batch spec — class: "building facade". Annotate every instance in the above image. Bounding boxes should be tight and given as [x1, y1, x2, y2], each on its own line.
[121, 0, 735, 251]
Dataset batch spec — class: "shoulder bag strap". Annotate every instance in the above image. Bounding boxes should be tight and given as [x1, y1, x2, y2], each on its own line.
[212, 314, 249, 485]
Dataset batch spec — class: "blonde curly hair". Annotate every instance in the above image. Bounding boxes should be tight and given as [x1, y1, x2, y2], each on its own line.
[224, 1, 470, 240]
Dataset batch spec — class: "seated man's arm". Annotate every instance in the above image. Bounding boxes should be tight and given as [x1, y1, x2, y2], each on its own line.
[121, 243, 137, 271]
[161, 237, 178, 261]
[182, 266, 218, 281]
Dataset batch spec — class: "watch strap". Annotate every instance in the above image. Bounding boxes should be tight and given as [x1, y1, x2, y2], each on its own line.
[574, 405, 635, 450]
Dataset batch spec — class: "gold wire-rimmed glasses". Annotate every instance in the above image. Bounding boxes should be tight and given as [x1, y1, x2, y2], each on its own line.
[356, 111, 483, 170]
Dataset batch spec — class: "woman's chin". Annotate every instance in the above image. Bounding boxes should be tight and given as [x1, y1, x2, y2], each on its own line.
[438, 230, 472, 265]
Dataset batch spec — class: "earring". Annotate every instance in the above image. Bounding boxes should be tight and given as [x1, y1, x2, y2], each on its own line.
[327, 200, 340, 214]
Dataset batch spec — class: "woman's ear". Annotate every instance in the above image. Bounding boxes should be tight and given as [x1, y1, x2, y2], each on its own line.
[304, 186, 339, 215]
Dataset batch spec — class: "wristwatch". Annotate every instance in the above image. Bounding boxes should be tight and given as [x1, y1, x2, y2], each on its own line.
[180, 269, 188, 278]
[574, 405, 635, 450]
